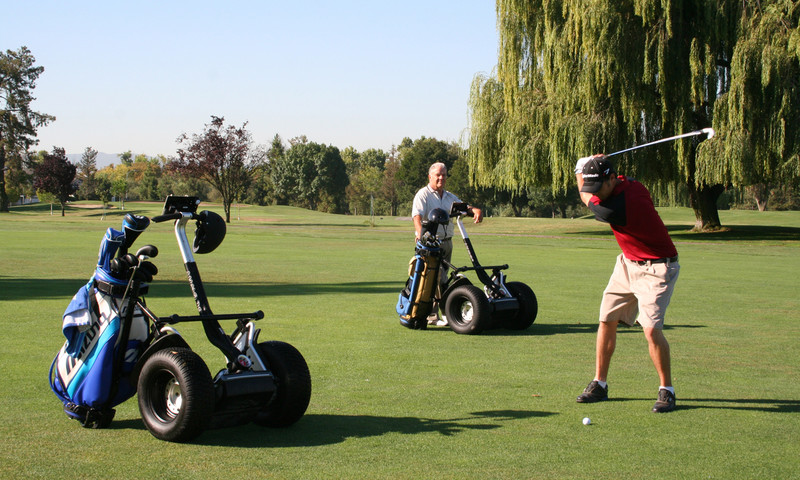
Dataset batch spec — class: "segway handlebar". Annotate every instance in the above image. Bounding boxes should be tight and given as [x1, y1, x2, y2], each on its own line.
[159, 310, 264, 325]
[152, 209, 208, 224]
[151, 212, 184, 223]
[450, 202, 473, 218]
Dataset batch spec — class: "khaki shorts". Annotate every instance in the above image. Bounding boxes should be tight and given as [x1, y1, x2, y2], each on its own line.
[599, 254, 680, 329]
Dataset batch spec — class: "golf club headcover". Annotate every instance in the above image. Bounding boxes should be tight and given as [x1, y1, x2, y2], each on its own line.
[121, 214, 151, 254]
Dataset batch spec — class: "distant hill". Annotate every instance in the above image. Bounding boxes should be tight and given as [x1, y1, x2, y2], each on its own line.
[66, 152, 123, 169]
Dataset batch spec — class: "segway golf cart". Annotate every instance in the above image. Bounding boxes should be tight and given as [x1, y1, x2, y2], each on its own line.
[50, 195, 311, 442]
[397, 203, 537, 334]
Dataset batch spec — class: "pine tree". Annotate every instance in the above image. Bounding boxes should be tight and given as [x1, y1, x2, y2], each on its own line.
[77, 146, 98, 200]
[0, 47, 55, 211]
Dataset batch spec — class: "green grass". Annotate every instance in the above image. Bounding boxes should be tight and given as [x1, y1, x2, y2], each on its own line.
[1, 202, 799, 479]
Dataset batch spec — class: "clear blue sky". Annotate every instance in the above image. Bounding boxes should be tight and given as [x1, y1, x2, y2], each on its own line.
[3, 1, 499, 157]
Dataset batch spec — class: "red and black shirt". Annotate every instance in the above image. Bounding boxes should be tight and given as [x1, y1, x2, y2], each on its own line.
[587, 175, 677, 261]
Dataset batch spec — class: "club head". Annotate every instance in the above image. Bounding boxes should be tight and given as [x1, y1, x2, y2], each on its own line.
[702, 127, 715, 139]
[136, 244, 158, 261]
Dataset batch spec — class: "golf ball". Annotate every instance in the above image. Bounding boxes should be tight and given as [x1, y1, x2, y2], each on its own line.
[582, 417, 591, 425]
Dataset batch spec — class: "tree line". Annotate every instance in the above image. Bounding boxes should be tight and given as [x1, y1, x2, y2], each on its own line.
[27, 125, 586, 220]
[15, 117, 799, 221]
[2, 47, 584, 219]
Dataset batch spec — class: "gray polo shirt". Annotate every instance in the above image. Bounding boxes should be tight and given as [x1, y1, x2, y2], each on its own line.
[411, 186, 462, 239]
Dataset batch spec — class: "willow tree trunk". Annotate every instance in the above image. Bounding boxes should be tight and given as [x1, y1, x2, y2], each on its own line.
[749, 184, 770, 211]
[0, 147, 8, 212]
[688, 183, 724, 231]
[0, 180, 8, 212]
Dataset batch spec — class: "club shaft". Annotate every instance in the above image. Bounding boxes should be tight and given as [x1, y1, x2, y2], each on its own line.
[605, 130, 711, 158]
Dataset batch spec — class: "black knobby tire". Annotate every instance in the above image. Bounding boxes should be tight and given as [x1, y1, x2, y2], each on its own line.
[502, 281, 538, 330]
[137, 347, 214, 442]
[439, 275, 472, 312]
[444, 284, 491, 335]
[253, 341, 312, 428]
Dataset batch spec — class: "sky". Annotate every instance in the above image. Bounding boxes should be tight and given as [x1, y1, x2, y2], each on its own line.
[2, 1, 499, 159]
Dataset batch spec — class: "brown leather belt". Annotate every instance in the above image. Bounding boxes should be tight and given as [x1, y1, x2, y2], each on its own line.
[629, 255, 678, 265]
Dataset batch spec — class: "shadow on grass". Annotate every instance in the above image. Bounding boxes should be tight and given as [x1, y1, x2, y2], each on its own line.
[478, 324, 598, 336]
[108, 410, 555, 447]
[667, 224, 800, 242]
[568, 224, 800, 243]
[677, 398, 800, 413]
[477, 322, 705, 337]
[588, 397, 800, 413]
[0, 277, 402, 301]
[10, 203, 140, 217]
[190, 410, 555, 448]
[82, 210, 135, 220]
[0, 277, 89, 301]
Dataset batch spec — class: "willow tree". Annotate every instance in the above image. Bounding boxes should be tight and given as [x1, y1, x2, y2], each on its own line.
[700, 1, 800, 211]
[468, 0, 799, 230]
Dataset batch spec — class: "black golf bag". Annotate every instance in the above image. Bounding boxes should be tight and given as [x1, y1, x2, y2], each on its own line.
[395, 208, 449, 329]
[49, 214, 154, 428]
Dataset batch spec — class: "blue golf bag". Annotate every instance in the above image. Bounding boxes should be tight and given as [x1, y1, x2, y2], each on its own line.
[396, 238, 442, 329]
[395, 208, 449, 329]
[49, 214, 153, 428]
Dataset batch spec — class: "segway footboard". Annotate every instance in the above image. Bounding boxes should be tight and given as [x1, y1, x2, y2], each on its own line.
[210, 370, 277, 429]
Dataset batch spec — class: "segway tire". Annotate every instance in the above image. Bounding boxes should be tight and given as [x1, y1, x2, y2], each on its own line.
[502, 281, 538, 330]
[253, 341, 312, 428]
[444, 284, 491, 335]
[137, 347, 214, 443]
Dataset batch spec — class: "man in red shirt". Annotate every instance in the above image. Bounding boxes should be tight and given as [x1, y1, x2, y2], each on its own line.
[575, 155, 680, 413]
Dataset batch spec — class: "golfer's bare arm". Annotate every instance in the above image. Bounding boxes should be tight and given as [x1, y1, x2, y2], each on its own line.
[413, 215, 422, 239]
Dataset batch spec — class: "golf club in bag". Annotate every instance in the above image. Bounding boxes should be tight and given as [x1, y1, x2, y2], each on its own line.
[396, 208, 449, 329]
[50, 196, 312, 442]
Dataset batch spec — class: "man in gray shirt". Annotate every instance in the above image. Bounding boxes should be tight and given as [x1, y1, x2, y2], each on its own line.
[412, 162, 483, 324]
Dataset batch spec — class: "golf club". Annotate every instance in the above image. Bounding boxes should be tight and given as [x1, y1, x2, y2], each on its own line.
[605, 127, 715, 158]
